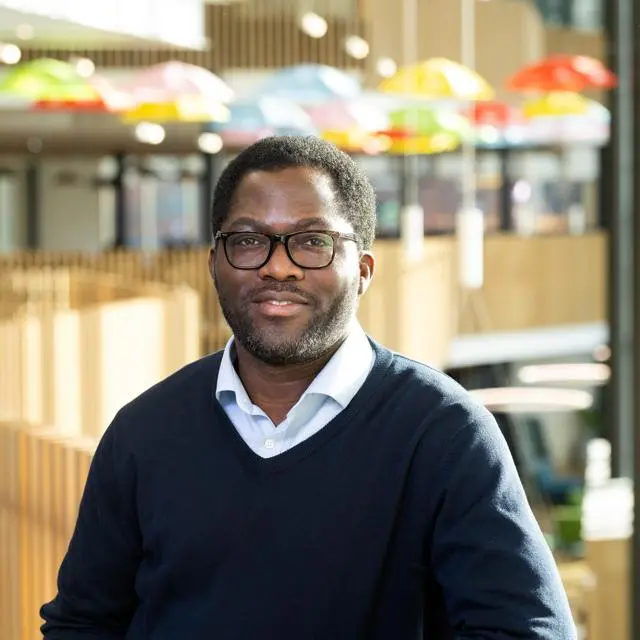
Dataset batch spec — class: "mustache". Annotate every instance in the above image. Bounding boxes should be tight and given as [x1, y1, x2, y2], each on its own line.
[249, 283, 315, 303]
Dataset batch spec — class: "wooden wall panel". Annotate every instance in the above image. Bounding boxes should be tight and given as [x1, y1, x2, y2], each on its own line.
[18, 5, 367, 72]
[364, 0, 546, 98]
[457, 233, 607, 335]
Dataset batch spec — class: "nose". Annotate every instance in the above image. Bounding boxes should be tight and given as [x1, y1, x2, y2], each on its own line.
[257, 240, 304, 281]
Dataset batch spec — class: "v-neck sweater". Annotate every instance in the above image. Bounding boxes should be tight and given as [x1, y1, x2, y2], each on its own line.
[40, 341, 575, 640]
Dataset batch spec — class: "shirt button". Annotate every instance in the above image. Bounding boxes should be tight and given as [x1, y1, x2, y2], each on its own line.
[264, 439, 275, 449]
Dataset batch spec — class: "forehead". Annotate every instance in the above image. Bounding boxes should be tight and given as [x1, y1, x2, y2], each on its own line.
[226, 166, 347, 230]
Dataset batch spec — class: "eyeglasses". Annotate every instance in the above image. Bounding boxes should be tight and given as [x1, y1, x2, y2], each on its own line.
[214, 230, 358, 270]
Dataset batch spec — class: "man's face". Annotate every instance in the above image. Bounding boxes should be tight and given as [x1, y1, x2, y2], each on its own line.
[209, 166, 374, 365]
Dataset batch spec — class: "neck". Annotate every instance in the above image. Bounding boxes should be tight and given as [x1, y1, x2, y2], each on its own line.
[234, 335, 348, 425]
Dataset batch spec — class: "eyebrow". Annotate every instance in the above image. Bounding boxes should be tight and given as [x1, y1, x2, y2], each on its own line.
[226, 216, 333, 231]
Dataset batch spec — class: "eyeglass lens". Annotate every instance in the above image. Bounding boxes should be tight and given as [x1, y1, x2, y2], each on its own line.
[225, 232, 335, 269]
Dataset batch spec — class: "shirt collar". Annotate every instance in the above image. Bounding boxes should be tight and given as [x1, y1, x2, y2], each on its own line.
[215, 324, 373, 411]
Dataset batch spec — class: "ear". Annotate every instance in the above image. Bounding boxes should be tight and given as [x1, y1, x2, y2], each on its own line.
[208, 246, 216, 279]
[358, 251, 375, 296]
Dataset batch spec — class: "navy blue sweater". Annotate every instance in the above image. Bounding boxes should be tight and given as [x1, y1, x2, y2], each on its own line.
[41, 341, 575, 639]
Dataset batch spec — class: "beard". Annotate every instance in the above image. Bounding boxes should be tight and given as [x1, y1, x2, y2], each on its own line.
[214, 273, 360, 366]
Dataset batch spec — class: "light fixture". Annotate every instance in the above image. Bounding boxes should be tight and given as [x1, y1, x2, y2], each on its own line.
[456, 207, 484, 289]
[470, 387, 594, 412]
[15, 24, 34, 40]
[376, 57, 397, 78]
[592, 344, 611, 362]
[134, 122, 165, 145]
[300, 12, 328, 38]
[26, 137, 43, 154]
[71, 57, 95, 78]
[478, 125, 500, 144]
[0, 44, 21, 65]
[512, 179, 532, 203]
[517, 363, 610, 386]
[345, 35, 369, 60]
[197, 132, 223, 154]
[182, 154, 206, 176]
[96, 156, 119, 181]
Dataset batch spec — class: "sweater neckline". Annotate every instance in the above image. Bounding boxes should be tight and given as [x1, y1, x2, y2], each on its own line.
[210, 339, 395, 474]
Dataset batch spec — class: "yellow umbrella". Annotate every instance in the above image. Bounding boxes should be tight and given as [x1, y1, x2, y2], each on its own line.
[378, 58, 494, 101]
[122, 96, 230, 123]
[384, 133, 462, 155]
[320, 129, 394, 154]
[321, 129, 372, 152]
[522, 91, 592, 118]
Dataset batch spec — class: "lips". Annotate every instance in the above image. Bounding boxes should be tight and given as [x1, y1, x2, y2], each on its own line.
[251, 290, 309, 305]
[251, 290, 309, 318]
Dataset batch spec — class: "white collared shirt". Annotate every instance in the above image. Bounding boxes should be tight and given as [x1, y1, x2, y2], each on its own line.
[215, 325, 374, 458]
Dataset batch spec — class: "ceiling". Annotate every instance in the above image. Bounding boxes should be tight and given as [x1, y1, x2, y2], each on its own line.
[204, 0, 357, 17]
[0, 6, 206, 49]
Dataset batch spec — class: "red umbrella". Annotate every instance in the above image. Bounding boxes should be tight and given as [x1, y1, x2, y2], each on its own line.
[463, 101, 523, 127]
[506, 55, 617, 93]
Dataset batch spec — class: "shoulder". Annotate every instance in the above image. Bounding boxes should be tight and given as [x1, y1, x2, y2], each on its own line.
[104, 351, 223, 447]
[388, 350, 490, 419]
[382, 349, 499, 446]
[385, 351, 513, 485]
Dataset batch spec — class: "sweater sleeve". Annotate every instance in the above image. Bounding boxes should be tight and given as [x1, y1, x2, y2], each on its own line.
[427, 407, 577, 640]
[40, 412, 142, 638]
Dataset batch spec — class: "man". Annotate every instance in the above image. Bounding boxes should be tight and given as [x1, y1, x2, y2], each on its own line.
[41, 136, 575, 639]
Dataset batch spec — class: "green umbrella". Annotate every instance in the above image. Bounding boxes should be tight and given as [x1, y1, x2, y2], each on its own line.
[387, 106, 470, 137]
[0, 58, 97, 102]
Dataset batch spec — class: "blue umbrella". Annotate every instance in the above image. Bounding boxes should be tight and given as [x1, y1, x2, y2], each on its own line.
[252, 64, 361, 104]
[208, 96, 318, 147]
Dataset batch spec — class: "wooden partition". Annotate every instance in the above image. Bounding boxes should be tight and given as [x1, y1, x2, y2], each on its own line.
[456, 232, 607, 335]
[0, 234, 607, 384]
[0, 422, 95, 640]
[0, 267, 202, 438]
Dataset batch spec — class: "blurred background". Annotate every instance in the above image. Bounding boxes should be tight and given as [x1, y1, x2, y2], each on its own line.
[0, 0, 638, 638]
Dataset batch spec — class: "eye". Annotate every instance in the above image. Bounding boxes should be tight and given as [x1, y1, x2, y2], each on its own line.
[230, 233, 267, 248]
[301, 233, 332, 247]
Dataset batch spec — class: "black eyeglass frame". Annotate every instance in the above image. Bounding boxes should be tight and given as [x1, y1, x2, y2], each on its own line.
[214, 230, 359, 270]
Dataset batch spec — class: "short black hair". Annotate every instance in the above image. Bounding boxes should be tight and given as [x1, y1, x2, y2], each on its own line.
[211, 136, 377, 250]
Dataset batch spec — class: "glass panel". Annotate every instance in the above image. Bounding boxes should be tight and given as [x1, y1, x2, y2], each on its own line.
[507, 147, 600, 234]
[356, 155, 401, 238]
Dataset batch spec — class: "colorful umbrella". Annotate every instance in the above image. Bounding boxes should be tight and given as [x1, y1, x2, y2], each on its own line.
[507, 55, 617, 93]
[523, 91, 594, 118]
[304, 97, 390, 152]
[462, 100, 527, 146]
[120, 61, 233, 123]
[463, 101, 523, 127]
[523, 93, 610, 145]
[215, 96, 317, 147]
[305, 98, 389, 132]
[251, 64, 361, 104]
[0, 58, 126, 111]
[378, 58, 494, 101]
[376, 106, 470, 154]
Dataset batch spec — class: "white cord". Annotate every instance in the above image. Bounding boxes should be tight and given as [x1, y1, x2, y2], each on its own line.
[460, 0, 476, 212]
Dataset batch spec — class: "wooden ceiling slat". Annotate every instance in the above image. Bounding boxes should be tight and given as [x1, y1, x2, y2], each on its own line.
[17, 6, 366, 72]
